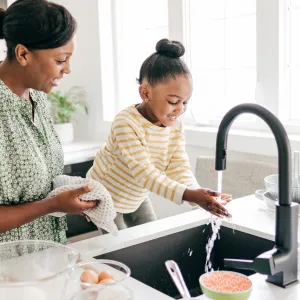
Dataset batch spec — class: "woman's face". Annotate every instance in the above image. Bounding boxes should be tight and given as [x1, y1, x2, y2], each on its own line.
[141, 75, 193, 127]
[23, 37, 76, 93]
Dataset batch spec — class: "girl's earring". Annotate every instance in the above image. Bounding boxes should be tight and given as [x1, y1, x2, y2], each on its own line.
[145, 98, 148, 103]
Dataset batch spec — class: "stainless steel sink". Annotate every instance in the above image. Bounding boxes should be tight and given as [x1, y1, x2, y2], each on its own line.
[95, 225, 274, 298]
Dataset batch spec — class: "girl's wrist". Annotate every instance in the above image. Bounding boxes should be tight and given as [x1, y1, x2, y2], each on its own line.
[183, 188, 194, 202]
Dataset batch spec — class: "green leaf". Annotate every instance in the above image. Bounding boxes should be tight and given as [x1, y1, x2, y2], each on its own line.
[47, 86, 88, 124]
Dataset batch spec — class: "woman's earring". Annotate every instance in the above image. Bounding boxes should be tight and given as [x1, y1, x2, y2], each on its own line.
[145, 98, 148, 103]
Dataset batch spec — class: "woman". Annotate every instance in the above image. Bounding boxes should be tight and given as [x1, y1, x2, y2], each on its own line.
[0, 0, 96, 243]
[87, 39, 232, 229]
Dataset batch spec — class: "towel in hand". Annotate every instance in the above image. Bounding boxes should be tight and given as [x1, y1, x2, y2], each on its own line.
[48, 175, 118, 234]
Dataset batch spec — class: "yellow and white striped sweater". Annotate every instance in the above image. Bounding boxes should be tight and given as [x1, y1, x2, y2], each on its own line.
[87, 105, 199, 213]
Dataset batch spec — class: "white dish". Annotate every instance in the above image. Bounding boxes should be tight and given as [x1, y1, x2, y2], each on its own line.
[255, 189, 300, 217]
[264, 174, 300, 203]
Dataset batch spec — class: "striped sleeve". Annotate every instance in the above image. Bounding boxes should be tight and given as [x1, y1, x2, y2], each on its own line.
[166, 123, 200, 190]
[112, 119, 187, 205]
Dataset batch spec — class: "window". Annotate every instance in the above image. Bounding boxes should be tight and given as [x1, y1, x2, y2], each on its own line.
[289, 0, 300, 121]
[187, 0, 256, 124]
[100, 0, 168, 121]
[99, 0, 300, 133]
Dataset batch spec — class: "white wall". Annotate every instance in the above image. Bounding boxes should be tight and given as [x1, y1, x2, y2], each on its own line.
[52, 0, 105, 141]
[0, 0, 7, 8]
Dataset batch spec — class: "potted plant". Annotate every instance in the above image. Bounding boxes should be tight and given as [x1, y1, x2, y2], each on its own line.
[47, 86, 88, 144]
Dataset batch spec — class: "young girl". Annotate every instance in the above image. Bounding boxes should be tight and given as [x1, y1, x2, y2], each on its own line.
[87, 38, 231, 229]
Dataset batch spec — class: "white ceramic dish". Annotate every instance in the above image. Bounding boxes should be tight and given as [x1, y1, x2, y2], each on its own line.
[264, 174, 300, 203]
[255, 189, 300, 217]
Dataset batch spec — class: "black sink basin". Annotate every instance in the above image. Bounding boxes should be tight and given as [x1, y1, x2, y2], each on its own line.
[95, 224, 274, 298]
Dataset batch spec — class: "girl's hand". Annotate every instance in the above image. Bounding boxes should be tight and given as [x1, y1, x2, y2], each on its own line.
[183, 188, 232, 218]
[220, 193, 232, 205]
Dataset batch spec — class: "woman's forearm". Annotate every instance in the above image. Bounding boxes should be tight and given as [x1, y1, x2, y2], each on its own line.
[0, 198, 55, 233]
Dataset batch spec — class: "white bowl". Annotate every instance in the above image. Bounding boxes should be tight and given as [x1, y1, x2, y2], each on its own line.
[0, 240, 80, 300]
[66, 259, 131, 298]
[264, 174, 300, 203]
[259, 191, 300, 217]
[199, 271, 252, 300]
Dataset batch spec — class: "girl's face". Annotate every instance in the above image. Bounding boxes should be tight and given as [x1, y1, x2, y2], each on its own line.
[140, 75, 192, 127]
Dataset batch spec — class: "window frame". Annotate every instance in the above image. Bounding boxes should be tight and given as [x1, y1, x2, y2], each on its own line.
[98, 0, 300, 135]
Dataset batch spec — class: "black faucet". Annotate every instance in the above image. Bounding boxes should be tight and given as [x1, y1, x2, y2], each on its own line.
[215, 103, 299, 288]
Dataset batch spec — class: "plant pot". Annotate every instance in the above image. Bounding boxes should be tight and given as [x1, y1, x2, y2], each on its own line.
[54, 123, 74, 144]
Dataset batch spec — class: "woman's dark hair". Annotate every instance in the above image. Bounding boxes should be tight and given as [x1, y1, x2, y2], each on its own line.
[137, 38, 191, 86]
[0, 0, 77, 60]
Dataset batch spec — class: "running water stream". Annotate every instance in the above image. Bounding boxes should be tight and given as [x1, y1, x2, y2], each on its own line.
[204, 171, 223, 272]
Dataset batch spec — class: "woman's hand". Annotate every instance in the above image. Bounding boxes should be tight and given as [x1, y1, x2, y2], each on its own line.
[183, 188, 232, 218]
[47, 185, 97, 215]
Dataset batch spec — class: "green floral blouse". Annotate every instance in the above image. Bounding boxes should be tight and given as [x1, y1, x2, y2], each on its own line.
[0, 80, 67, 243]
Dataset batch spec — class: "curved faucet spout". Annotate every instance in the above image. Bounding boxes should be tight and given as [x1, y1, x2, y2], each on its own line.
[215, 103, 291, 206]
[215, 103, 298, 288]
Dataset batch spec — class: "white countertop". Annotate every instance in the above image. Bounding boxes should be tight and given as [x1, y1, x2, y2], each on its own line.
[223, 195, 300, 242]
[62, 140, 104, 165]
[239, 273, 299, 300]
[70, 195, 300, 299]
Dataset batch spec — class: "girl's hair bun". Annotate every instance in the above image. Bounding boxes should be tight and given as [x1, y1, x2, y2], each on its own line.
[155, 38, 185, 58]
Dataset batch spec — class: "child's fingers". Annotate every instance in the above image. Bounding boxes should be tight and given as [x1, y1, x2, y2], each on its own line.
[208, 197, 232, 217]
[206, 189, 220, 197]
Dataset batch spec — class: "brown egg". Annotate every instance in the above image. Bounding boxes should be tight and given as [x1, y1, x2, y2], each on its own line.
[80, 270, 99, 284]
[99, 278, 116, 285]
[98, 271, 114, 282]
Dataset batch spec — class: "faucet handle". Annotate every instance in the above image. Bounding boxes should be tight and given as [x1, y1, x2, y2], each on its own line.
[224, 249, 276, 275]
[252, 250, 276, 275]
[224, 259, 254, 271]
